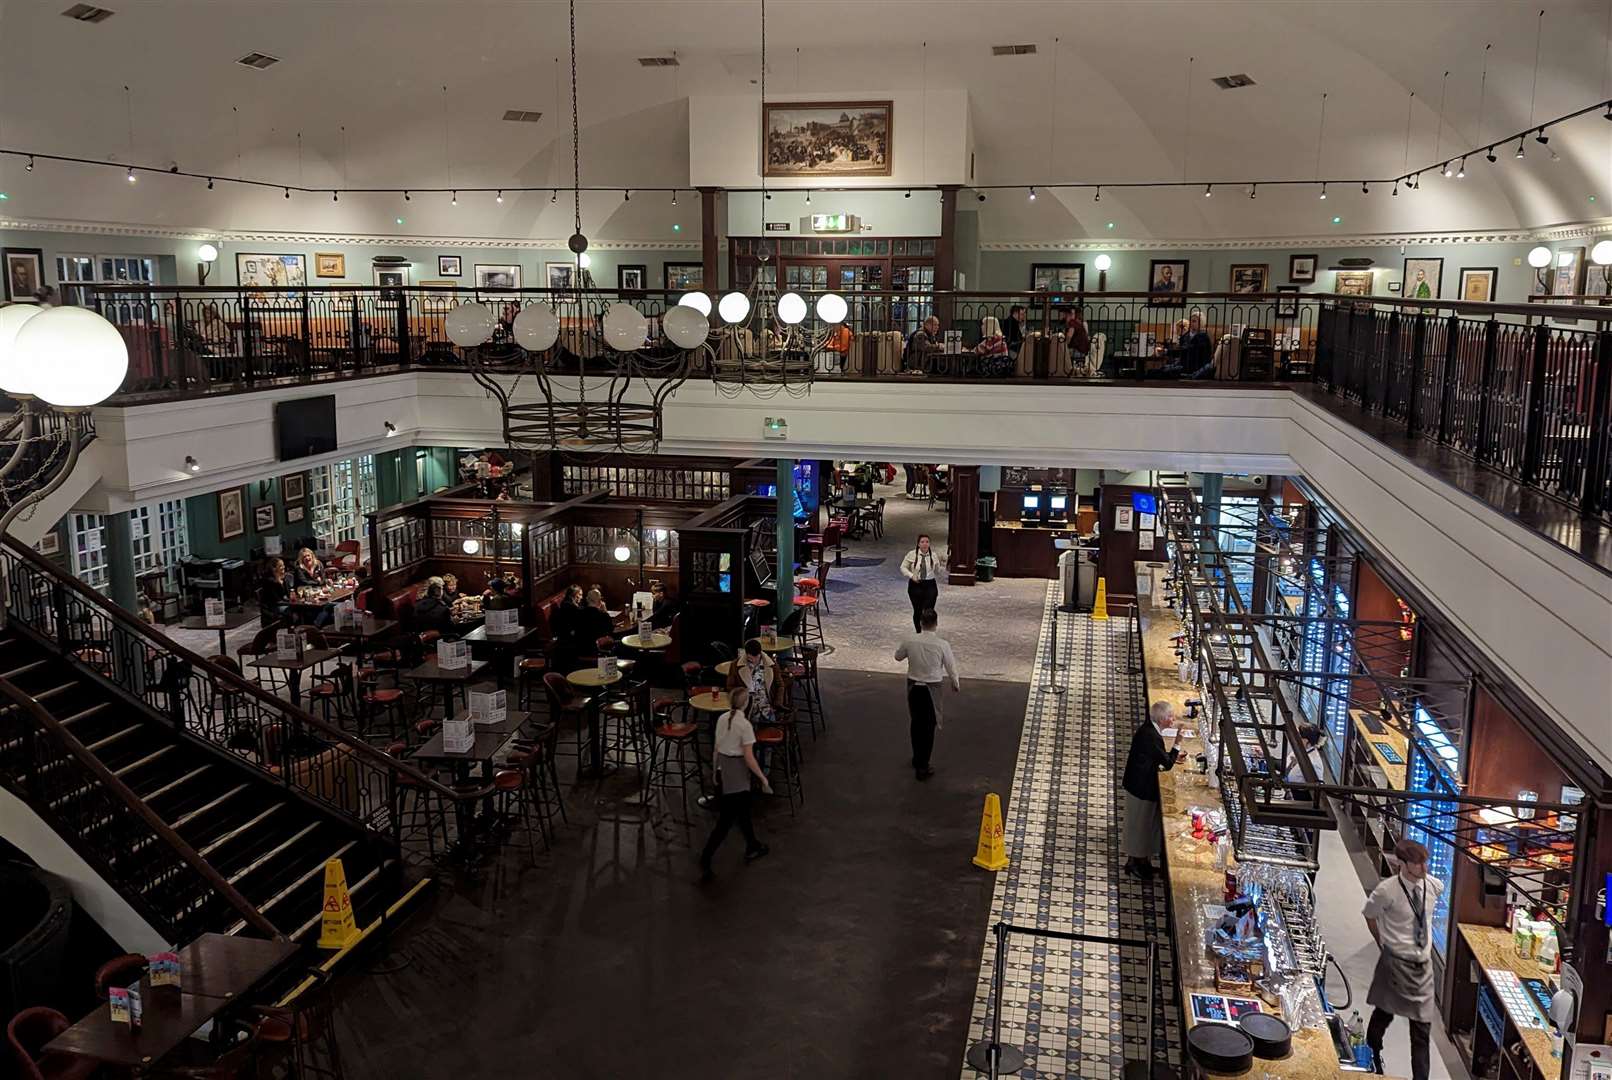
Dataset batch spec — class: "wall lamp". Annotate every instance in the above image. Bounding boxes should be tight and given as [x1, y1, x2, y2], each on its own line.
[196, 243, 218, 286]
[384, 420, 398, 438]
[185, 455, 201, 473]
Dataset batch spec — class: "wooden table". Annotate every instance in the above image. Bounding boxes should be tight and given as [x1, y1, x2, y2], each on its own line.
[620, 631, 672, 650]
[405, 657, 491, 720]
[413, 713, 537, 864]
[178, 610, 259, 656]
[566, 667, 623, 776]
[173, 933, 299, 1001]
[250, 647, 340, 707]
[756, 636, 795, 654]
[461, 622, 540, 682]
[322, 615, 398, 666]
[688, 690, 729, 714]
[286, 585, 356, 618]
[1455, 924, 1560, 1080]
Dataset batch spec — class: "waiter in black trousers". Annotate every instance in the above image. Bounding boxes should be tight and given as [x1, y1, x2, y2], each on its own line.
[894, 609, 960, 780]
[900, 533, 940, 633]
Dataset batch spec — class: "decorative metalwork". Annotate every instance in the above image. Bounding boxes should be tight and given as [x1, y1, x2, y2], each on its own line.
[0, 402, 94, 535]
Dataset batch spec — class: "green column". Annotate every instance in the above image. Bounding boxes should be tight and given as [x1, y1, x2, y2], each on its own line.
[775, 458, 795, 622]
[104, 510, 138, 612]
[1200, 472, 1224, 554]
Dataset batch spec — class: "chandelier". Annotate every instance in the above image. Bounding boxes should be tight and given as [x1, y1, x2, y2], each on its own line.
[448, 0, 692, 454]
[0, 305, 128, 534]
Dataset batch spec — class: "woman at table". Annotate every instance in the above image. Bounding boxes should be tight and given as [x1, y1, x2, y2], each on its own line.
[699, 686, 771, 881]
[974, 315, 1011, 377]
[725, 638, 781, 720]
[441, 573, 462, 603]
[292, 547, 324, 589]
[900, 534, 941, 634]
[258, 558, 291, 622]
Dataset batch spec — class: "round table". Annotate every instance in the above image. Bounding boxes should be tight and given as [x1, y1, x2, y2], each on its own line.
[621, 631, 672, 650]
[714, 660, 734, 677]
[688, 690, 729, 713]
[756, 636, 795, 654]
[567, 667, 625, 776]
[566, 667, 623, 689]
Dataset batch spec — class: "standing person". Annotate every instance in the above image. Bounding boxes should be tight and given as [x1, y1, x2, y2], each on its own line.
[900, 534, 941, 633]
[1363, 840, 1442, 1080]
[894, 608, 959, 780]
[1121, 701, 1183, 879]
[725, 637, 780, 720]
[699, 686, 771, 880]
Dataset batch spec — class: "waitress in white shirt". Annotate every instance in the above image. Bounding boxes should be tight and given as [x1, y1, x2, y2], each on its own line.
[698, 687, 771, 881]
[899, 533, 941, 633]
[1362, 839, 1442, 1080]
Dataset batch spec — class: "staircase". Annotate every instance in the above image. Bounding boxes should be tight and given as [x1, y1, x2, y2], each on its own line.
[0, 537, 448, 948]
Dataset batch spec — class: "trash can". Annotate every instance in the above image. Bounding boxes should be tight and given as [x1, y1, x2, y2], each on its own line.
[975, 556, 998, 583]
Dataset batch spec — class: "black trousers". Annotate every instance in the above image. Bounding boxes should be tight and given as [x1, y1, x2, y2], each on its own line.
[908, 578, 938, 632]
[1366, 1006, 1430, 1080]
[908, 680, 937, 771]
[699, 792, 760, 865]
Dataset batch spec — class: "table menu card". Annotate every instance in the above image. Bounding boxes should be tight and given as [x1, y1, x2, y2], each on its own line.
[442, 716, 473, 754]
[437, 640, 470, 670]
[204, 598, 226, 628]
[468, 689, 507, 726]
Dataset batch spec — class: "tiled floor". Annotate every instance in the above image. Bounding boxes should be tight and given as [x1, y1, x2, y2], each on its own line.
[963, 585, 1179, 1079]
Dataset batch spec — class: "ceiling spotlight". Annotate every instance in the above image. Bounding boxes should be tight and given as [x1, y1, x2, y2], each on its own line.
[451, 190, 458, 205]
[1203, 184, 1212, 197]
[496, 190, 503, 203]
[1515, 138, 1526, 159]
[404, 191, 411, 201]
[1441, 161, 1453, 178]
[904, 189, 911, 199]
[126, 167, 136, 183]
[1361, 182, 1369, 194]
[623, 188, 630, 201]
[1606, 103, 1612, 120]
[764, 191, 771, 200]
[332, 190, 339, 202]
[977, 192, 986, 202]
[185, 455, 201, 473]
[551, 189, 557, 203]
[25, 156, 33, 171]
[805, 189, 811, 203]
[384, 421, 398, 437]
[1318, 183, 1328, 200]
[1534, 128, 1549, 145]
[207, 177, 214, 190]
[1094, 187, 1102, 202]
[671, 190, 677, 205]
[1028, 186, 1036, 201]
[1249, 184, 1257, 200]
[284, 187, 290, 199]
[1486, 147, 1497, 163]
[1392, 182, 1399, 197]
[1456, 159, 1466, 179]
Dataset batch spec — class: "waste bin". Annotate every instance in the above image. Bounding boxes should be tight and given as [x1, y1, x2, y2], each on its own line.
[975, 556, 998, 583]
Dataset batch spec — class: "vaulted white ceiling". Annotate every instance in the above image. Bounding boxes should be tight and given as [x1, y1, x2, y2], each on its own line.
[0, 0, 1608, 242]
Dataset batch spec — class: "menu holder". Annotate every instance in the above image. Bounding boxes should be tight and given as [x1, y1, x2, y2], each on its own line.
[468, 689, 507, 726]
[761, 624, 776, 647]
[596, 656, 611, 677]
[333, 601, 359, 631]
[276, 629, 304, 661]
[204, 597, 226, 628]
[485, 608, 519, 636]
[637, 619, 653, 641]
[441, 716, 473, 754]
[437, 639, 470, 671]
[148, 951, 181, 989]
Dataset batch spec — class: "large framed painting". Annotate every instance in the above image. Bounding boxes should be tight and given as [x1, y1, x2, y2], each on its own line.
[1288, 254, 1318, 284]
[1147, 259, 1188, 301]
[1335, 270, 1373, 297]
[314, 253, 345, 278]
[1550, 247, 1586, 299]
[762, 101, 892, 178]
[1401, 257, 1443, 303]
[1029, 263, 1084, 297]
[475, 264, 522, 290]
[1458, 267, 1497, 303]
[218, 488, 246, 542]
[1229, 264, 1270, 294]
[665, 262, 704, 290]
[236, 253, 306, 303]
[3, 247, 46, 302]
[546, 262, 576, 290]
[617, 264, 647, 292]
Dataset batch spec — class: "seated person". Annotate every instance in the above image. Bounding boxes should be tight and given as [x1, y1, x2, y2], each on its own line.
[549, 584, 587, 668]
[1002, 304, 1027, 358]
[902, 316, 942, 371]
[482, 577, 518, 611]
[973, 316, 1010, 376]
[648, 582, 680, 629]
[1149, 313, 1215, 379]
[1062, 307, 1091, 359]
[292, 547, 324, 589]
[580, 587, 615, 647]
[823, 323, 853, 371]
[412, 578, 453, 636]
[441, 573, 462, 603]
[258, 558, 291, 620]
[725, 638, 783, 719]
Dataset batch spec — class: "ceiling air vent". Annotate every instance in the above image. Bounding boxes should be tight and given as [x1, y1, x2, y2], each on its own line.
[501, 110, 544, 122]
[991, 44, 1037, 56]
[637, 56, 680, 67]
[62, 4, 114, 22]
[235, 52, 281, 70]
[1211, 73, 1257, 90]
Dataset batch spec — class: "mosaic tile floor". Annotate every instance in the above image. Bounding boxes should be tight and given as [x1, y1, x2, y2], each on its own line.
[962, 584, 1180, 1079]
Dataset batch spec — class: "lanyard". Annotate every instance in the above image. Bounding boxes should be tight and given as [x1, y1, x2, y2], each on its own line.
[1399, 877, 1428, 950]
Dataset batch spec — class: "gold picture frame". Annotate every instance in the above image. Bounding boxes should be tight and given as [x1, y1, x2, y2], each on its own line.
[762, 101, 893, 178]
[314, 252, 346, 278]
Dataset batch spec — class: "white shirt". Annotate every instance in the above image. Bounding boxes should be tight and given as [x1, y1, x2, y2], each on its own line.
[713, 710, 756, 757]
[1363, 871, 1443, 959]
[901, 549, 939, 582]
[894, 631, 960, 689]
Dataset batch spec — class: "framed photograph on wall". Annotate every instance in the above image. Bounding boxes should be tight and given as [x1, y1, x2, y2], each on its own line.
[617, 264, 647, 291]
[282, 474, 305, 504]
[1029, 263, 1085, 297]
[253, 503, 276, 532]
[546, 262, 575, 290]
[1335, 270, 1373, 296]
[1288, 254, 1318, 284]
[762, 100, 892, 178]
[218, 488, 246, 542]
[286, 504, 306, 524]
[1549, 247, 1586, 298]
[1458, 267, 1498, 303]
[1147, 259, 1188, 300]
[1401, 257, 1443, 302]
[664, 262, 704, 290]
[314, 253, 346, 278]
[3, 247, 46, 302]
[474, 264, 521, 293]
[438, 255, 462, 277]
[1274, 285, 1300, 319]
[35, 531, 60, 557]
[1229, 264, 1270, 294]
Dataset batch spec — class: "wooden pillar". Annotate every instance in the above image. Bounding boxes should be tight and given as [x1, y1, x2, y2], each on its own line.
[946, 464, 979, 585]
[699, 187, 722, 292]
[935, 185, 959, 330]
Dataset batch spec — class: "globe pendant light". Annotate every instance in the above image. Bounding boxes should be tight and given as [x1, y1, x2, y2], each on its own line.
[445, 302, 496, 347]
[513, 305, 560, 351]
[718, 291, 752, 325]
[0, 304, 46, 397]
[776, 292, 808, 325]
[664, 305, 711, 349]
[17, 306, 131, 408]
[678, 291, 713, 316]
[815, 293, 848, 325]
[602, 303, 649, 351]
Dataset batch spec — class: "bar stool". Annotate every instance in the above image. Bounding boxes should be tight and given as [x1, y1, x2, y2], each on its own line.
[516, 654, 549, 710]
[755, 716, 803, 816]
[510, 722, 568, 832]
[494, 753, 548, 863]
[790, 592, 826, 650]
[783, 645, 824, 738]
[386, 740, 448, 857]
[543, 671, 591, 764]
[601, 679, 652, 773]
[794, 563, 830, 613]
[644, 699, 702, 828]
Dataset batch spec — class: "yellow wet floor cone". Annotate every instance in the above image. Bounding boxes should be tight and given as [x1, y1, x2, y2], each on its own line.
[1092, 576, 1109, 620]
[318, 857, 360, 950]
[971, 793, 1010, 871]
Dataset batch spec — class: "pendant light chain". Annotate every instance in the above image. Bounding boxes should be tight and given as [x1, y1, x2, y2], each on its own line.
[1313, 92, 1328, 180]
[1526, 8, 1544, 130]
[1182, 57, 1194, 182]
[570, 0, 581, 238]
[1433, 70, 1448, 163]
[1476, 44, 1491, 147]
[1401, 91, 1415, 175]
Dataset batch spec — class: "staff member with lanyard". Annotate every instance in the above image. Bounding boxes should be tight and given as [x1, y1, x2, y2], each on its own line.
[1362, 839, 1442, 1080]
[900, 533, 941, 633]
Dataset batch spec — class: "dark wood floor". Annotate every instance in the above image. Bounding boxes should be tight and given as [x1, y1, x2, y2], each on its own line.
[333, 669, 1028, 1080]
[1297, 387, 1612, 572]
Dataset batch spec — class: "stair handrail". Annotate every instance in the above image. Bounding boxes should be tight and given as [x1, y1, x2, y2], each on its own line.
[0, 535, 474, 808]
[0, 675, 284, 940]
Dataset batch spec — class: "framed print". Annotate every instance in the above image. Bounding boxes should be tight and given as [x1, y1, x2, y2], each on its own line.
[1288, 254, 1318, 284]
[475, 264, 522, 290]
[438, 255, 462, 277]
[665, 262, 704, 290]
[36, 530, 60, 557]
[1229, 264, 1270, 294]
[1401, 257, 1443, 303]
[1388, 282, 1402, 293]
[1274, 285, 1300, 319]
[235, 253, 306, 303]
[218, 488, 246, 542]
[1029, 263, 1085, 297]
[253, 503, 276, 532]
[419, 280, 456, 301]
[3, 247, 46, 301]
[1550, 247, 1586, 298]
[617, 264, 647, 291]
[1458, 267, 1498, 303]
[373, 267, 409, 288]
[762, 100, 892, 178]
[1335, 270, 1373, 297]
[281, 474, 305, 504]
[286, 504, 306, 524]
[314, 253, 346, 278]
[546, 262, 576, 290]
[1147, 259, 1188, 300]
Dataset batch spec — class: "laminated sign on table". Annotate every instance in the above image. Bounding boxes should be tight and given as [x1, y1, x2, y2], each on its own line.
[469, 689, 507, 726]
[204, 597, 226, 628]
[334, 602, 359, 630]
[276, 629, 304, 661]
[442, 717, 474, 753]
[437, 639, 470, 670]
[486, 608, 518, 635]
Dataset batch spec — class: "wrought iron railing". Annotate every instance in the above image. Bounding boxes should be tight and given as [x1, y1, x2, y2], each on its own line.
[0, 535, 475, 853]
[0, 675, 283, 943]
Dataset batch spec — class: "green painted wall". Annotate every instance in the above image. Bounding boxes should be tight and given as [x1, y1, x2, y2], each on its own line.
[185, 474, 308, 562]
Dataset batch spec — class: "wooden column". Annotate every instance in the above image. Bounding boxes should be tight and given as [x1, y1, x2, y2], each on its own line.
[946, 465, 980, 585]
[699, 187, 722, 291]
[935, 185, 959, 330]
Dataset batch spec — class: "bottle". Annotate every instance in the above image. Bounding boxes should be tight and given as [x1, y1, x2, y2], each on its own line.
[1349, 1010, 1369, 1068]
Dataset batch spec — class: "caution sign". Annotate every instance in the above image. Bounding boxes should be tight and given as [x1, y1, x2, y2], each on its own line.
[971, 793, 1010, 872]
[317, 857, 360, 950]
[1092, 576, 1109, 621]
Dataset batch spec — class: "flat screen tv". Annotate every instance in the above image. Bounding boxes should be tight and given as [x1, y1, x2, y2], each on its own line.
[275, 396, 337, 461]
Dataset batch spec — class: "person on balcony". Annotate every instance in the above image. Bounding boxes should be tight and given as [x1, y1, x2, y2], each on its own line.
[902, 315, 942, 372]
[1149, 312, 1215, 379]
[974, 316, 1011, 376]
[1002, 304, 1027, 359]
[1062, 307, 1091, 361]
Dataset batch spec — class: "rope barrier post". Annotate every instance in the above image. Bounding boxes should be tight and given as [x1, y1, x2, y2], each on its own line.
[1038, 601, 1066, 696]
[965, 921, 1027, 1075]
